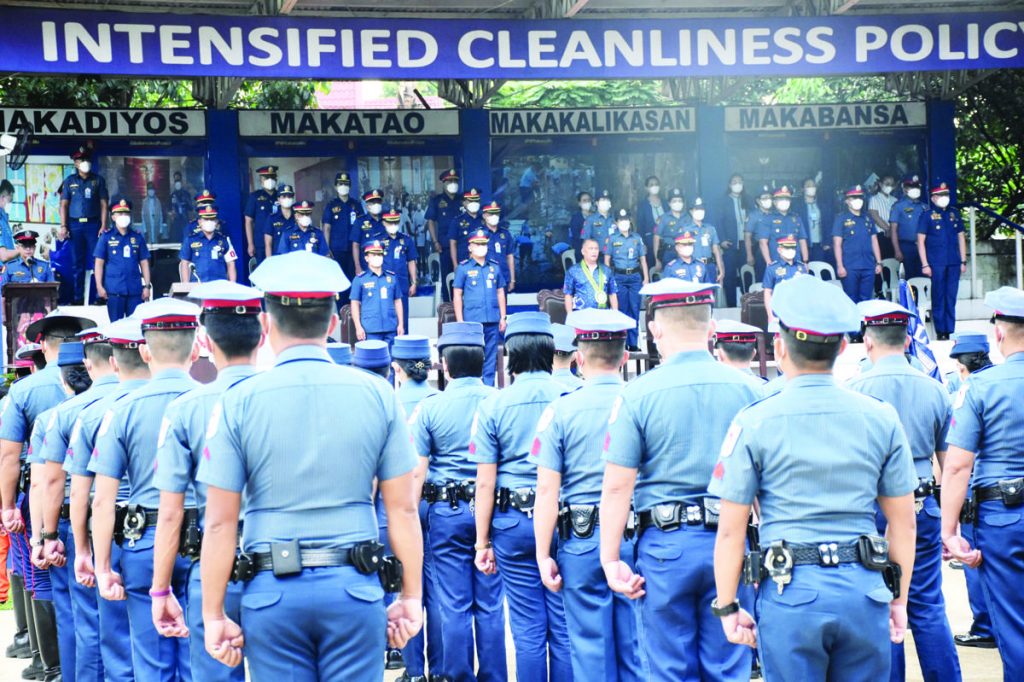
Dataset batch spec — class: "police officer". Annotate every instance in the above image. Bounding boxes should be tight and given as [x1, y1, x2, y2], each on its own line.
[941, 286, 1024, 676]
[581, 190, 615, 245]
[759, 186, 809, 266]
[603, 208, 648, 352]
[59, 145, 108, 304]
[197, 251, 423, 680]
[889, 175, 927, 279]
[653, 188, 688, 270]
[187, 190, 218, 236]
[410, 322, 506, 682]
[453, 230, 506, 387]
[2, 229, 55, 286]
[244, 165, 278, 261]
[847, 299, 962, 682]
[264, 184, 297, 259]
[448, 189, 485, 271]
[351, 189, 386, 274]
[279, 200, 329, 257]
[469, 312, 571, 681]
[563, 239, 618, 315]
[763, 234, 809, 323]
[713, 320, 766, 384]
[351, 240, 404, 348]
[798, 177, 833, 267]
[599, 279, 758, 681]
[917, 181, 966, 341]
[483, 201, 515, 293]
[169, 172, 192, 239]
[745, 186, 775, 278]
[551, 323, 583, 390]
[532, 308, 643, 682]
[662, 230, 710, 284]
[94, 198, 152, 321]
[150, 281, 263, 682]
[179, 204, 239, 283]
[944, 334, 992, 398]
[89, 298, 202, 681]
[65, 318, 146, 682]
[833, 185, 882, 306]
[689, 197, 725, 286]
[326, 342, 352, 365]
[382, 210, 419, 334]
[425, 170, 463, 303]
[709, 274, 916, 681]
[323, 172, 362, 297]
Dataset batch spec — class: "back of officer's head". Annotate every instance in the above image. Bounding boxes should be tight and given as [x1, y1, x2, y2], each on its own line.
[717, 341, 756, 364]
[863, 324, 908, 352]
[41, 325, 79, 356]
[265, 297, 334, 342]
[779, 329, 843, 371]
[202, 313, 262, 360]
[506, 333, 554, 375]
[84, 341, 114, 369]
[648, 303, 711, 341]
[112, 346, 147, 374]
[956, 351, 992, 374]
[61, 363, 92, 396]
[142, 329, 197, 365]
[442, 346, 484, 379]
[578, 338, 626, 371]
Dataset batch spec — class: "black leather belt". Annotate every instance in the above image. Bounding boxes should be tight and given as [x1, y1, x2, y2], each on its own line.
[496, 487, 535, 514]
[638, 499, 720, 531]
[914, 478, 937, 498]
[614, 267, 640, 275]
[788, 542, 860, 566]
[975, 483, 1024, 504]
[251, 548, 352, 574]
[423, 480, 475, 505]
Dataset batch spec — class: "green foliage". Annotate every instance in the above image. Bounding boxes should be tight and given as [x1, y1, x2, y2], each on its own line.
[0, 76, 137, 108]
[760, 76, 892, 105]
[489, 80, 670, 108]
[229, 80, 326, 109]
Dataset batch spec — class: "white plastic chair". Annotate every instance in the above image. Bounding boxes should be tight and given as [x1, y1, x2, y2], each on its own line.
[561, 250, 577, 273]
[445, 272, 455, 303]
[908, 277, 933, 322]
[880, 258, 902, 302]
[740, 264, 756, 293]
[428, 252, 441, 310]
[807, 260, 842, 287]
[749, 283, 764, 294]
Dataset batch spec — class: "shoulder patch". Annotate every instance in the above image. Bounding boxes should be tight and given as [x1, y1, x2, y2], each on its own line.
[206, 402, 223, 440]
[607, 395, 623, 425]
[97, 410, 114, 438]
[719, 422, 742, 459]
[953, 384, 968, 411]
[535, 406, 555, 434]
[157, 417, 171, 449]
[407, 403, 422, 427]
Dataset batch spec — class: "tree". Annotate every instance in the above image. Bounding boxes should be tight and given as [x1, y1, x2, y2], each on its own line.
[489, 80, 670, 108]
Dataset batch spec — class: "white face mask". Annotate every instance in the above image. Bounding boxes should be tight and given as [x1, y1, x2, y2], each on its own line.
[367, 254, 384, 268]
[779, 248, 797, 261]
[368, 203, 383, 215]
[730, 182, 743, 194]
[648, 185, 660, 196]
[597, 199, 611, 213]
[262, 178, 277, 191]
[617, 221, 631, 232]
[934, 195, 951, 209]
[678, 245, 694, 258]
[385, 223, 399, 235]
[907, 188, 922, 200]
[759, 198, 772, 210]
[579, 201, 592, 212]
[849, 198, 864, 212]
[336, 185, 350, 197]
[775, 199, 791, 212]
[114, 215, 131, 229]
[691, 209, 705, 222]
[200, 219, 217, 233]
[804, 187, 817, 198]
[445, 182, 459, 195]
[279, 197, 294, 208]
[174, 181, 182, 190]
[466, 202, 480, 214]
[485, 214, 500, 227]
[297, 215, 312, 228]
[881, 184, 894, 195]
[670, 200, 684, 212]
[78, 161, 92, 174]
[470, 245, 488, 259]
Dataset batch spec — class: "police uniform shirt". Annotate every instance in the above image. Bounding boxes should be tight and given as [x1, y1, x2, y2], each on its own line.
[2, 258, 55, 285]
[692, 223, 721, 263]
[397, 380, 438, 417]
[323, 197, 362, 249]
[179, 232, 237, 282]
[0, 206, 14, 251]
[530, 374, 621, 505]
[454, 259, 505, 324]
[552, 368, 584, 391]
[448, 214, 485, 263]
[197, 345, 416, 553]
[832, 211, 877, 270]
[654, 213, 690, 250]
[603, 232, 646, 270]
[947, 353, 1024, 487]
[264, 212, 297, 255]
[663, 258, 709, 283]
[39, 374, 121, 488]
[708, 374, 917, 545]
[762, 260, 808, 291]
[351, 269, 400, 333]
[891, 198, 927, 243]
[945, 371, 962, 397]
[93, 229, 150, 295]
[154, 366, 258, 517]
[759, 213, 807, 263]
[244, 189, 277, 235]
[349, 214, 385, 248]
[27, 408, 57, 466]
[89, 369, 199, 508]
[61, 172, 108, 219]
[469, 372, 565, 490]
[425, 193, 463, 232]
[582, 212, 615, 243]
[0, 364, 67, 446]
[746, 210, 774, 239]
[278, 225, 330, 257]
[486, 227, 515, 283]
[412, 378, 496, 485]
[917, 205, 965, 267]
[603, 351, 760, 510]
[563, 262, 618, 310]
[382, 232, 418, 287]
[761, 373, 787, 398]
[847, 354, 952, 479]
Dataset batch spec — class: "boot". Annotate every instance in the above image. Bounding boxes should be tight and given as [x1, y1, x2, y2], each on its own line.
[31, 599, 61, 682]
[6, 574, 30, 658]
[385, 647, 405, 670]
[21, 590, 43, 681]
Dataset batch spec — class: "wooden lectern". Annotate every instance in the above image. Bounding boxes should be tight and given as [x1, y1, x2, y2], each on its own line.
[3, 283, 60, 365]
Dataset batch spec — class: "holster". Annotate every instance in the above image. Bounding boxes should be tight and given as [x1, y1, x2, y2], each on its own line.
[742, 550, 764, 585]
[960, 497, 977, 525]
[421, 482, 438, 503]
[702, 498, 721, 530]
[497, 488, 511, 513]
[351, 540, 386, 576]
[113, 503, 128, 546]
[379, 556, 403, 593]
[231, 551, 255, 583]
[569, 504, 598, 539]
[557, 504, 572, 540]
[179, 508, 203, 559]
[444, 481, 461, 510]
[883, 562, 903, 600]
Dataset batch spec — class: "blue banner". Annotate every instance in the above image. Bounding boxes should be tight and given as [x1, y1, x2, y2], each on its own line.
[0, 8, 1023, 80]
[899, 279, 944, 384]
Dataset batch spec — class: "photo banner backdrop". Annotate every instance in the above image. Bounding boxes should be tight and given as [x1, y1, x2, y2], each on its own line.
[0, 8, 1023, 79]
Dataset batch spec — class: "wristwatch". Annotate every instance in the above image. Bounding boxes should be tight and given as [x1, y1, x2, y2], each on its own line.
[143, 284, 153, 289]
[710, 598, 740, 618]
[41, 530, 59, 542]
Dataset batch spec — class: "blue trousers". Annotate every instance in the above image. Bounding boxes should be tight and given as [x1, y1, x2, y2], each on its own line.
[558, 534, 642, 682]
[898, 240, 922, 279]
[106, 293, 143, 322]
[58, 517, 107, 682]
[637, 525, 751, 681]
[615, 273, 642, 348]
[931, 264, 960, 334]
[481, 322, 500, 387]
[428, 502, 507, 681]
[491, 507, 572, 682]
[185, 560, 245, 681]
[49, 527, 76, 682]
[842, 268, 875, 304]
[365, 330, 396, 349]
[756, 564, 891, 682]
[975, 500, 1024, 676]
[97, 542, 134, 682]
[876, 498, 961, 682]
[241, 566, 387, 682]
[960, 515, 992, 637]
[119, 526, 193, 681]
[722, 249, 742, 307]
[70, 221, 100, 303]
[403, 500, 445, 678]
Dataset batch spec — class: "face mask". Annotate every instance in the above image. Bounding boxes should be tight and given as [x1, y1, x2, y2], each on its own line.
[597, 199, 611, 213]
[337, 185, 350, 197]
[174, 181, 182, 190]
[617, 221, 631, 232]
[779, 248, 797, 261]
[775, 200, 791, 212]
[367, 255, 384, 268]
[279, 197, 294, 208]
[200, 219, 217, 233]
[759, 198, 772, 210]
[262, 178, 277, 191]
[804, 187, 817, 198]
[907, 188, 922, 200]
[114, 215, 131, 229]
[678, 246, 694, 258]
[470, 245, 488, 259]
[691, 209, 705, 222]
[579, 201, 592, 212]
[79, 161, 92, 174]
[730, 182, 743, 194]
[445, 182, 459, 194]
[881, 184, 894, 195]
[297, 215, 312, 228]
[648, 185, 660, 195]
[385, 223, 399, 235]
[147, 189, 155, 197]
[670, 200, 684, 212]
[466, 202, 480, 214]
[849, 198, 864, 211]
[368, 203, 383, 215]
[485, 214, 500, 227]
[935, 196, 951, 209]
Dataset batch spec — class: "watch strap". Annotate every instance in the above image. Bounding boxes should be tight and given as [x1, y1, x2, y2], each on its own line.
[710, 598, 740, 618]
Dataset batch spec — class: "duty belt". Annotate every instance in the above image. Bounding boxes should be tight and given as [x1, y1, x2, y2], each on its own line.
[252, 548, 352, 573]
[496, 487, 535, 516]
[423, 480, 476, 508]
[974, 477, 1024, 507]
[557, 502, 636, 541]
[787, 542, 860, 566]
[638, 498, 721, 532]
[614, 267, 640, 276]
[914, 477, 939, 513]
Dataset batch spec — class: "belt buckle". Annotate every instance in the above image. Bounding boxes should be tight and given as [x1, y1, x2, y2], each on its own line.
[818, 542, 840, 567]
[77, 217, 89, 223]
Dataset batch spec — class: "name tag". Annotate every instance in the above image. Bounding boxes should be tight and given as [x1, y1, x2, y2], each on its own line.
[84, 188, 92, 199]
[305, 243, 313, 252]
[211, 247, 221, 260]
[702, 234, 710, 247]
[381, 286, 389, 299]
[122, 245, 131, 258]
[495, 243, 501, 254]
[394, 246, 401, 259]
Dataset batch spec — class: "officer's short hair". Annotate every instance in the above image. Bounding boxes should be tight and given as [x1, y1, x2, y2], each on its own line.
[61, 364, 92, 395]
[265, 297, 333, 341]
[578, 338, 625, 370]
[112, 346, 146, 373]
[0, 180, 13, 199]
[649, 303, 711, 331]
[864, 324, 907, 349]
[395, 357, 430, 383]
[43, 325, 80, 344]
[554, 350, 575, 363]
[581, 239, 600, 250]
[506, 333, 554, 376]
[717, 341, 756, 363]
[442, 346, 483, 379]
[143, 329, 196, 364]
[203, 314, 261, 359]
[84, 341, 114, 366]
[781, 329, 842, 369]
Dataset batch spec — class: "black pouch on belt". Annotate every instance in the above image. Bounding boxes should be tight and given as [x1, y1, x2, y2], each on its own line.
[351, 540, 385, 575]
[702, 498, 721, 530]
[997, 478, 1024, 507]
[113, 503, 128, 546]
[269, 539, 302, 578]
[379, 556, 403, 593]
[570, 505, 598, 539]
[857, 535, 890, 572]
[883, 562, 903, 600]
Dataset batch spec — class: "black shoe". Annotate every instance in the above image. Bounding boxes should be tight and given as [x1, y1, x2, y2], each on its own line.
[385, 648, 405, 670]
[6, 632, 30, 659]
[954, 632, 997, 648]
[936, 332, 950, 341]
[398, 674, 427, 682]
[21, 658, 44, 681]
[627, 345, 641, 353]
[43, 670, 61, 682]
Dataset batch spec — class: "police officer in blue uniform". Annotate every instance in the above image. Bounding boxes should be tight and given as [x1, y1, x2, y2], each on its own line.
[847, 299, 962, 682]
[917, 181, 966, 341]
[197, 251, 423, 680]
[603, 208, 648, 352]
[186, 189, 218, 236]
[763, 234, 809, 322]
[599, 279, 758, 681]
[151, 281, 263, 682]
[551, 323, 584, 390]
[941, 286, 1024, 676]
[689, 197, 725, 286]
[2, 229, 55, 286]
[279, 199, 329, 257]
[889, 175, 927, 279]
[244, 165, 278, 261]
[532, 308, 643, 682]
[425, 170, 463, 303]
[179, 204, 239, 283]
[713, 320, 767, 385]
[351, 189, 386, 274]
[263, 184, 296, 259]
[469, 312, 571, 682]
[663, 231, 711, 284]
[581, 189, 615, 245]
[448, 189, 485, 272]
[94, 198, 152, 321]
[759, 186, 809, 266]
[351, 240, 404, 346]
[833, 185, 883, 305]
[59, 145, 109, 305]
[89, 298, 202, 681]
[323, 172, 361, 296]
[382, 210, 419, 334]
[483, 201, 515, 293]
[653, 188, 688, 270]
[709, 274, 917, 682]
[410, 322, 506, 682]
[454, 230, 507, 387]
[746, 185, 775, 278]
[563, 239, 618, 316]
